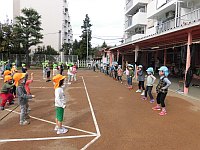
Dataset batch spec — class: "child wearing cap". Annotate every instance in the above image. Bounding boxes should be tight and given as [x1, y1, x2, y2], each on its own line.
[117, 65, 123, 84]
[53, 74, 68, 134]
[0, 75, 15, 110]
[152, 66, 171, 116]
[14, 73, 35, 125]
[142, 67, 156, 103]
[21, 63, 27, 73]
[136, 65, 145, 96]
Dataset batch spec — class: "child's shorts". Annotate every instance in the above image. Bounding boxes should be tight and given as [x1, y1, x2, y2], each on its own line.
[56, 107, 64, 121]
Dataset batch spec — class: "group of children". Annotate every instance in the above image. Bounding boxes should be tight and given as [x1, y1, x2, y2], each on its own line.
[42, 61, 78, 84]
[101, 63, 171, 116]
[0, 62, 35, 125]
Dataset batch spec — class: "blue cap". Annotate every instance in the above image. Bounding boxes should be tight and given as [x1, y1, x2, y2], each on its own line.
[146, 67, 154, 74]
[158, 66, 169, 76]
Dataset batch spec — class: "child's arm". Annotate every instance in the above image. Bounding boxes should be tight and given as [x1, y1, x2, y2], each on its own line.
[151, 75, 156, 83]
[162, 78, 171, 89]
[31, 73, 34, 81]
[17, 86, 33, 99]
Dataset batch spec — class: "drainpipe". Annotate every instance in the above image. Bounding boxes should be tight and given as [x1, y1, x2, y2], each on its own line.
[135, 45, 139, 79]
[164, 49, 167, 66]
[184, 32, 192, 94]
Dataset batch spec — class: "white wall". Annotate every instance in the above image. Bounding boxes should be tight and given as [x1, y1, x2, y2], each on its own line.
[13, 0, 63, 51]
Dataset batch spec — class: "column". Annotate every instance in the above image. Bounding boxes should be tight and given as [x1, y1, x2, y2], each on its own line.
[184, 32, 192, 94]
[135, 45, 139, 79]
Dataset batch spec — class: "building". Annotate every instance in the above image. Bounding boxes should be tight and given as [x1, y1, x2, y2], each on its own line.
[13, 0, 73, 51]
[104, 0, 200, 94]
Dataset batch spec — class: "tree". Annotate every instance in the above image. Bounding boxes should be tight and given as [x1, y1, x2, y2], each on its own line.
[0, 22, 14, 57]
[13, 8, 43, 67]
[101, 41, 107, 48]
[61, 43, 72, 55]
[79, 14, 92, 60]
[35, 45, 58, 55]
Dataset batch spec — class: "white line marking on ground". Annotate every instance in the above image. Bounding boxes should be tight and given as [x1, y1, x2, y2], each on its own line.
[0, 135, 96, 143]
[30, 87, 52, 89]
[5, 109, 96, 136]
[81, 135, 100, 150]
[81, 76, 101, 149]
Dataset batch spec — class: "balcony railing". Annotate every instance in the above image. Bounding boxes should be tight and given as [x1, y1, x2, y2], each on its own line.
[156, 8, 200, 34]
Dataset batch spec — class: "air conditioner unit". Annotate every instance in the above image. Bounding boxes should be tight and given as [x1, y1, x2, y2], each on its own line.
[166, 11, 175, 19]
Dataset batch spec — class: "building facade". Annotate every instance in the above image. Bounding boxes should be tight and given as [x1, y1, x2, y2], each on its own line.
[13, 0, 73, 52]
[105, 0, 200, 94]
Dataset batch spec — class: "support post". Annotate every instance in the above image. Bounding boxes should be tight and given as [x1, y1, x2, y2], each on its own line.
[184, 32, 192, 94]
[135, 45, 139, 79]
[164, 49, 167, 66]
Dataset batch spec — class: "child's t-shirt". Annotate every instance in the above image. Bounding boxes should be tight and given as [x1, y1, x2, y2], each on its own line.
[55, 87, 66, 108]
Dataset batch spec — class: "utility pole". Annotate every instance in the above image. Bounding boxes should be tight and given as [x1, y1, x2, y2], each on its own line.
[86, 27, 89, 61]
[59, 30, 64, 62]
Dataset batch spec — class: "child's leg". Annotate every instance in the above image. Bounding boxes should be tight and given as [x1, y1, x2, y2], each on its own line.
[160, 93, 167, 109]
[0, 94, 7, 107]
[141, 81, 145, 91]
[152, 93, 162, 110]
[20, 104, 26, 123]
[147, 86, 154, 100]
[7, 93, 14, 104]
[144, 86, 148, 97]
[138, 81, 141, 89]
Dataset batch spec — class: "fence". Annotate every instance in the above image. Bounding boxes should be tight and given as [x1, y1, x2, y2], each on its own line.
[0, 53, 78, 67]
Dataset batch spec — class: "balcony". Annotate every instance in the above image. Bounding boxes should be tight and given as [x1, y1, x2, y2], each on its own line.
[126, 0, 148, 12]
[125, 12, 147, 31]
[147, 0, 176, 19]
[156, 8, 200, 34]
[125, 34, 145, 43]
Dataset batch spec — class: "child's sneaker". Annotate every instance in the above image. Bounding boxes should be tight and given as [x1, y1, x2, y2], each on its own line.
[54, 126, 59, 131]
[0, 106, 4, 110]
[150, 99, 155, 103]
[141, 91, 145, 96]
[141, 97, 147, 100]
[20, 120, 30, 125]
[136, 89, 141, 93]
[159, 111, 167, 116]
[57, 127, 68, 134]
[152, 106, 161, 111]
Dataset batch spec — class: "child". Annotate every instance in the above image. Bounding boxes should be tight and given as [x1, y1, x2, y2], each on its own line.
[13, 73, 35, 125]
[21, 63, 27, 73]
[46, 64, 51, 82]
[142, 67, 156, 103]
[53, 74, 68, 134]
[53, 63, 58, 76]
[0, 75, 15, 110]
[67, 64, 73, 84]
[117, 65, 123, 84]
[127, 64, 134, 89]
[136, 65, 145, 96]
[72, 64, 77, 81]
[42, 62, 46, 79]
[25, 73, 34, 95]
[152, 66, 171, 116]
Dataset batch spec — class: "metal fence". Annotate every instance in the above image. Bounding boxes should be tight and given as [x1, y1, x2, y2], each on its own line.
[0, 53, 78, 67]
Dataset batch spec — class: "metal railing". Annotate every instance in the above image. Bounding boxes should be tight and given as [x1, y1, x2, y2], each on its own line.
[156, 8, 200, 34]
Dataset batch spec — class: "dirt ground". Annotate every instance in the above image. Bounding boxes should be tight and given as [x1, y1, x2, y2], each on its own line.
[0, 69, 200, 150]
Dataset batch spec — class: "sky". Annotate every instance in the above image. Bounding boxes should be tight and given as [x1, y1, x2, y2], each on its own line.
[0, 0, 125, 47]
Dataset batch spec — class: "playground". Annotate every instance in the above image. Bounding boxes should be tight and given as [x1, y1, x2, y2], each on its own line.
[0, 69, 200, 150]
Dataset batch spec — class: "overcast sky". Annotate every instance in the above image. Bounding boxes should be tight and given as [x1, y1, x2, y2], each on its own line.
[0, 0, 125, 47]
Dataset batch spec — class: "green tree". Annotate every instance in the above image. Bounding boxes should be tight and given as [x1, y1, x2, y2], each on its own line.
[35, 45, 58, 55]
[13, 8, 43, 67]
[61, 43, 72, 55]
[79, 14, 92, 60]
[0, 22, 14, 57]
[101, 41, 107, 48]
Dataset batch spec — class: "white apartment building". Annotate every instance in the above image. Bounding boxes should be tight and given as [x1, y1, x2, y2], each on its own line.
[124, 0, 200, 43]
[13, 0, 73, 51]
